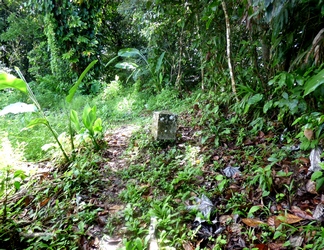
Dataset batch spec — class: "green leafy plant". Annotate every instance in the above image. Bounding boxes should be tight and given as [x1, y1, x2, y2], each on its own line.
[107, 48, 166, 92]
[293, 112, 324, 150]
[263, 71, 307, 123]
[0, 167, 27, 248]
[70, 104, 103, 151]
[311, 164, 324, 192]
[303, 68, 324, 97]
[0, 60, 98, 162]
[251, 164, 273, 197]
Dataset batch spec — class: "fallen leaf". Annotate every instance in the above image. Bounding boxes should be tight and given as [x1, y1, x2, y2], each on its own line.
[255, 243, 269, 250]
[306, 179, 317, 194]
[313, 203, 324, 220]
[40, 197, 51, 207]
[291, 206, 314, 220]
[219, 215, 233, 225]
[183, 241, 195, 250]
[109, 204, 124, 214]
[289, 235, 304, 247]
[304, 128, 313, 140]
[298, 157, 310, 165]
[243, 138, 254, 145]
[242, 218, 266, 227]
[282, 213, 304, 224]
[267, 216, 281, 227]
[269, 242, 284, 250]
[98, 210, 109, 216]
[229, 223, 242, 234]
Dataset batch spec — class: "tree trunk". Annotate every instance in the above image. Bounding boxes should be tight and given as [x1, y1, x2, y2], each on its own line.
[221, 0, 238, 101]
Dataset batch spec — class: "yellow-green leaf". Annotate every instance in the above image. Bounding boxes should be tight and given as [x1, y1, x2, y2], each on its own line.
[0, 72, 27, 93]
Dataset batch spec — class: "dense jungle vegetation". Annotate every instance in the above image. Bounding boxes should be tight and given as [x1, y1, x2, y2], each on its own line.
[1, 0, 324, 249]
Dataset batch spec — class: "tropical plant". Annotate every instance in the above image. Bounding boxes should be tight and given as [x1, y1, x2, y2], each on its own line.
[107, 48, 166, 92]
[0, 60, 98, 162]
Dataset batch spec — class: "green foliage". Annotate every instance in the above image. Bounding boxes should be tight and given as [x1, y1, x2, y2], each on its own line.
[310, 160, 324, 192]
[0, 72, 27, 93]
[263, 71, 307, 121]
[304, 68, 324, 96]
[0, 60, 99, 162]
[2, 1, 324, 248]
[27, 1, 104, 83]
[110, 48, 166, 92]
[66, 60, 98, 103]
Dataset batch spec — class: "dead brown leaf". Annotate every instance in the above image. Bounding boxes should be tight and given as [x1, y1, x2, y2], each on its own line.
[298, 157, 310, 165]
[306, 179, 317, 194]
[313, 203, 324, 220]
[109, 204, 124, 214]
[242, 218, 266, 227]
[291, 206, 314, 220]
[254, 243, 269, 250]
[183, 241, 195, 250]
[40, 197, 51, 207]
[304, 128, 313, 140]
[267, 216, 281, 227]
[219, 215, 233, 225]
[269, 242, 285, 250]
[282, 213, 304, 224]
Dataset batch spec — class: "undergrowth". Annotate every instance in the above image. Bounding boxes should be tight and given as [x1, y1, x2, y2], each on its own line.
[1, 83, 324, 249]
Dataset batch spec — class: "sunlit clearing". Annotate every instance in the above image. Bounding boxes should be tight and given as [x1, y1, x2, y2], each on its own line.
[0, 132, 25, 170]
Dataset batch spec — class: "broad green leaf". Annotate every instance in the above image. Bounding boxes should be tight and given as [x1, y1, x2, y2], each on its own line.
[248, 205, 261, 217]
[273, 230, 282, 240]
[118, 48, 141, 57]
[82, 105, 96, 130]
[134, 237, 143, 249]
[70, 110, 81, 132]
[288, 99, 298, 114]
[215, 174, 224, 181]
[243, 104, 251, 114]
[262, 190, 270, 197]
[0, 182, 4, 196]
[0, 72, 27, 93]
[292, 116, 303, 126]
[263, 100, 273, 113]
[268, 157, 278, 162]
[268, 76, 278, 85]
[115, 62, 138, 70]
[276, 170, 293, 177]
[282, 92, 288, 99]
[248, 94, 263, 105]
[159, 72, 163, 84]
[311, 171, 323, 181]
[14, 181, 21, 190]
[93, 118, 102, 133]
[278, 73, 286, 87]
[26, 118, 49, 129]
[66, 60, 98, 103]
[304, 69, 324, 96]
[117, 48, 148, 65]
[316, 177, 324, 191]
[82, 105, 92, 129]
[14, 170, 26, 180]
[155, 51, 166, 73]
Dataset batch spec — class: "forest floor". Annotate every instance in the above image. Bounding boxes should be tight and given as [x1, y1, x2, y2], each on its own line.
[75, 111, 323, 250]
[2, 106, 324, 250]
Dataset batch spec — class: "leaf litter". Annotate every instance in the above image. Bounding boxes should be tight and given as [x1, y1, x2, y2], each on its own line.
[4, 113, 324, 249]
